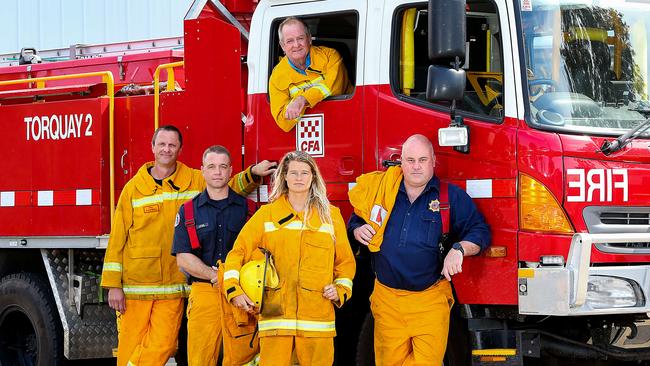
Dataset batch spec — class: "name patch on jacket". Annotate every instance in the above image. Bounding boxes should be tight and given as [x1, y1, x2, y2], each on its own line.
[370, 204, 387, 226]
[143, 204, 160, 214]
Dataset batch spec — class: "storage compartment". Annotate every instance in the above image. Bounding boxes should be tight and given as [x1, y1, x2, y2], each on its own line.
[0, 98, 110, 235]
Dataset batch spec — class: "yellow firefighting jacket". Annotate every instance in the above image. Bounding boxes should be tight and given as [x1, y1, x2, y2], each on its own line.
[101, 161, 259, 300]
[223, 195, 356, 337]
[348, 166, 403, 252]
[269, 45, 353, 132]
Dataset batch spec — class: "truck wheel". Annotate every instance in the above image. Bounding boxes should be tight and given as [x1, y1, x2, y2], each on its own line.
[0, 273, 63, 366]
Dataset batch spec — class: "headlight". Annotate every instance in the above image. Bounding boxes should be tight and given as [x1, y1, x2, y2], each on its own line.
[586, 276, 642, 309]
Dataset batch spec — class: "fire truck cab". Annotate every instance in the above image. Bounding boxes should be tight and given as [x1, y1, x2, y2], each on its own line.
[244, 0, 650, 364]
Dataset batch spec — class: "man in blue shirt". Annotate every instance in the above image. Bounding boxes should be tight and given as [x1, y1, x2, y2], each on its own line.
[172, 145, 274, 366]
[348, 134, 490, 365]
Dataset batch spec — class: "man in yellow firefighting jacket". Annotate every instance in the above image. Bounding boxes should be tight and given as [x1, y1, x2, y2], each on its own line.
[348, 134, 490, 366]
[224, 151, 356, 365]
[101, 125, 276, 366]
[269, 17, 352, 132]
[172, 145, 260, 366]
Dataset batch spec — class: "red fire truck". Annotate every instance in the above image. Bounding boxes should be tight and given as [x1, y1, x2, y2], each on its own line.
[2, 0, 650, 364]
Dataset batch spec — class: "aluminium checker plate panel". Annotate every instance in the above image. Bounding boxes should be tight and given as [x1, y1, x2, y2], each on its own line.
[41, 248, 117, 359]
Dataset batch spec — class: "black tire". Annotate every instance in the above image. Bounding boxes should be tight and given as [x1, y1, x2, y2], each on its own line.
[0, 273, 63, 366]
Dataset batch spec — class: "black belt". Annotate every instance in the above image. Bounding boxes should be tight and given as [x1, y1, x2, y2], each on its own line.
[189, 277, 211, 284]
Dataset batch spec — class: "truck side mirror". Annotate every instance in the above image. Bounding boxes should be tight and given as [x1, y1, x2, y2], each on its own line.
[426, 65, 465, 102]
[426, 66, 470, 153]
[428, 0, 466, 63]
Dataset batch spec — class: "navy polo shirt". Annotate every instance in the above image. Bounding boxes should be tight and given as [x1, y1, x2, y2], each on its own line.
[348, 176, 490, 291]
[172, 188, 247, 272]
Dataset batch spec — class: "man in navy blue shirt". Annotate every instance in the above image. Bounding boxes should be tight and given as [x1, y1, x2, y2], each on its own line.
[348, 134, 490, 365]
[172, 145, 274, 366]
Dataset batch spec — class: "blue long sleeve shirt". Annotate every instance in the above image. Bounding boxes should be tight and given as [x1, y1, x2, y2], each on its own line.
[172, 189, 247, 283]
[348, 176, 490, 291]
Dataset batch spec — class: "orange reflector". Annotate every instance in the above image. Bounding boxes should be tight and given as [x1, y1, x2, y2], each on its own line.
[484, 246, 506, 257]
[480, 356, 507, 362]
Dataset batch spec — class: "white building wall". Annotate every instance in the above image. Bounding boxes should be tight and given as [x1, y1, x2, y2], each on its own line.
[0, 0, 193, 54]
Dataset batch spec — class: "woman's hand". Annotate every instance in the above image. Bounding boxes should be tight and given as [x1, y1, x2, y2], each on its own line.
[322, 284, 339, 302]
[231, 294, 257, 314]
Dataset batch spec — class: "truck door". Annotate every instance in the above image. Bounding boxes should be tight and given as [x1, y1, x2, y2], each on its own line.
[245, 0, 367, 208]
[371, 0, 519, 305]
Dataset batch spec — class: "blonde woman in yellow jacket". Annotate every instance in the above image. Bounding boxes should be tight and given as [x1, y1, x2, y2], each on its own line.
[224, 151, 356, 366]
[101, 126, 276, 366]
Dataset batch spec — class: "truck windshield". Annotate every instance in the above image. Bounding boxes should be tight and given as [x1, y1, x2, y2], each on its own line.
[521, 0, 650, 135]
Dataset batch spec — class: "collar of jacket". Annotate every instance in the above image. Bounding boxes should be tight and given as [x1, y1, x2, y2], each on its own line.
[287, 52, 312, 75]
[133, 161, 194, 195]
[271, 194, 324, 231]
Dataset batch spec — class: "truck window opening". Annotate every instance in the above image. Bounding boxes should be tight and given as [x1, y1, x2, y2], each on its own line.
[268, 11, 359, 99]
[393, 0, 504, 121]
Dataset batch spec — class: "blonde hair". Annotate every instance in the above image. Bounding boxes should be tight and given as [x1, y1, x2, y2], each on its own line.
[269, 151, 333, 232]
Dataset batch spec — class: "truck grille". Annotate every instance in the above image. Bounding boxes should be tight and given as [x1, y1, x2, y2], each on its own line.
[584, 207, 650, 254]
[600, 212, 650, 225]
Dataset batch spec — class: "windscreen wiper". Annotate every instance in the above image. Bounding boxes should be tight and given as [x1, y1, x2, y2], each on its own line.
[599, 118, 650, 155]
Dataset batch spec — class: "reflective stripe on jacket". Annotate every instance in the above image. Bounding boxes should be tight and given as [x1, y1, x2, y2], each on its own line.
[224, 195, 356, 337]
[101, 162, 259, 300]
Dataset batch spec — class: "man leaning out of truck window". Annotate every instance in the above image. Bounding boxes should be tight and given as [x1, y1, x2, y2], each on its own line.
[269, 16, 353, 132]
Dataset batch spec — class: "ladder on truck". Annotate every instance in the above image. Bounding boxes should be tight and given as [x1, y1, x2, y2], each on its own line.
[0, 36, 184, 67]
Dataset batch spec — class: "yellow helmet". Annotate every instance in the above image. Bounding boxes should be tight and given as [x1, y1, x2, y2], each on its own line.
[240, 254, 280, 307]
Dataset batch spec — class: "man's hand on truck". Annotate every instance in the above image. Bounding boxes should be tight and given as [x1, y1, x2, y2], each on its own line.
[251, 160, 279, 178]
[108, 288, 126, 313]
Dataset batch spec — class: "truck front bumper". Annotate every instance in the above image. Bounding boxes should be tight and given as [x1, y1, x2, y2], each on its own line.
[519, 233, 650, 316]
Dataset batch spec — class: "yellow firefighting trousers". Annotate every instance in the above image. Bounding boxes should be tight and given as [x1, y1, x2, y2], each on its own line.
[187, 283, 222, 366]
[188, 282, 259, 366]
[117, 298, 184, 366]
[259, 336, 332, 366]
[371, 279, 454, 366]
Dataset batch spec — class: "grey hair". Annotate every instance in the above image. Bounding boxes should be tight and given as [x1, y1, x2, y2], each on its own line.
[278, 17, 311, 44]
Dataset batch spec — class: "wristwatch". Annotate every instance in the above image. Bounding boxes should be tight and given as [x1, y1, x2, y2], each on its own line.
[452, 242, 465, 256]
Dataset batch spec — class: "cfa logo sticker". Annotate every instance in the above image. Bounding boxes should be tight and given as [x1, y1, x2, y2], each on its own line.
[296, 114, 324, 157]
